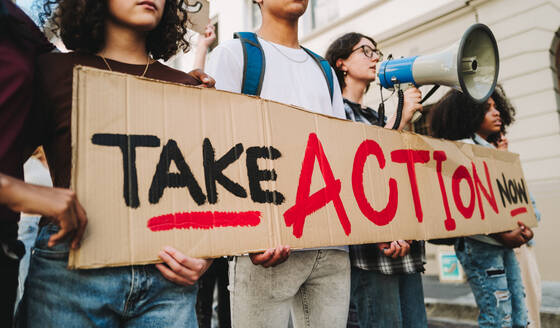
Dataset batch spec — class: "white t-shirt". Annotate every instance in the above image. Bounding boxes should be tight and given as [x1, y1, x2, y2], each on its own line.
[207, 37, 345, 119]
[207, 37, 348, 252]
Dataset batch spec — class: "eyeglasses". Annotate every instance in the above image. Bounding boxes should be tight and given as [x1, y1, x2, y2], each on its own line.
[351, 45, 383, 61]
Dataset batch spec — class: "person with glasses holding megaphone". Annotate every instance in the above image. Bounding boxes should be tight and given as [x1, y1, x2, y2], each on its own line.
[325, 33, 427, 328]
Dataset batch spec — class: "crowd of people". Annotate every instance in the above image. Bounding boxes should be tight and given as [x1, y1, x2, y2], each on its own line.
[0, 0, 540, 327]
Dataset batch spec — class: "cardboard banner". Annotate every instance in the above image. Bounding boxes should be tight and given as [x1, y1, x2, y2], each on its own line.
[69, 67, 537, 269]
[186, 0, 210, 34]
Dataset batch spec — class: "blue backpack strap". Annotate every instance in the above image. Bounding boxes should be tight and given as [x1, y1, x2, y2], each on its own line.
[233, 32, 266, 96]
[301, 47, 334, 103]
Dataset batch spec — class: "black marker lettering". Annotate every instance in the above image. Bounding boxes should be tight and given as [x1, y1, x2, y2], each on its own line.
[496, 173, 511, 207]
[203, 138, 247, 204]
[246, 146, 285, 204]
[149, 139, 206, 205]
[92, 134, 160, 208]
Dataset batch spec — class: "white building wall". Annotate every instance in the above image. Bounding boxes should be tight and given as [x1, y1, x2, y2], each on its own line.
[176, 0, 560, 281]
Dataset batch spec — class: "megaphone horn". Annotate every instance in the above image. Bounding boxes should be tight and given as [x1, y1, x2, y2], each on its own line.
[377, 23, 500, 126]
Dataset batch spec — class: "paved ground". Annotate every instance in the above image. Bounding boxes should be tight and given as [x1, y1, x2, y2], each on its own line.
[422, 274, 560, 327]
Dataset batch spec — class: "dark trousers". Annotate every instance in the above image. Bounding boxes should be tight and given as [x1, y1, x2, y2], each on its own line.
[1, 250, 19, 327]
[196, 257, 230, 328]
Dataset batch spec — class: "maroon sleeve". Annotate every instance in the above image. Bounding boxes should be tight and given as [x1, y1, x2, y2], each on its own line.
[4, 0, 55, 54]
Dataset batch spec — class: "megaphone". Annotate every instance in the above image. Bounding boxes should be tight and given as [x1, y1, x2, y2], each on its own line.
[377, 23, 499, 125]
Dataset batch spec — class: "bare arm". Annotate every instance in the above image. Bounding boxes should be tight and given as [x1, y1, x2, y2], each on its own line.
[193, 24, 216, 71]
[0, 172, 87, 248]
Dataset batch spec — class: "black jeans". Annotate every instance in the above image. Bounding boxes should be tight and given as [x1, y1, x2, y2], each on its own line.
[1, 249, 20, 327]
[196, 257, 230, 328]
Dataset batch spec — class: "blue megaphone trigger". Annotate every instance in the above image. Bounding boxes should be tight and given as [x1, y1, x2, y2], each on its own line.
[378, 56, 419, 89]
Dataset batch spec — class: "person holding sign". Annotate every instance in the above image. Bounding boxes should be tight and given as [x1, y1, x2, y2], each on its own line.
[325, 33, 427, 328]
[207, 0, 349, 327]
[16, 1, 215, 327]
[0, 1, 83, 325]
[430, 86, 533, 328]
[494, 132, 543, 328]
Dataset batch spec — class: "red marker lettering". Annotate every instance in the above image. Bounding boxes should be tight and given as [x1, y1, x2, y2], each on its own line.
[472, 161, 499, 219]
[283, 133, 351, 238]
[452, 165, 475, 218]
[147, 211, 261, 231]
[434, 151, 456, 231]
[391, 149, 430, 223]
[510, 207, 527, 217]
[352, 140, 398, 226]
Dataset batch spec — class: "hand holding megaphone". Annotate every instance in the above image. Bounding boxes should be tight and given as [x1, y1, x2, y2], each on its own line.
[402, 87, 423, 125]
[377, 23, 499, 127]
[384, 85, 423, 130]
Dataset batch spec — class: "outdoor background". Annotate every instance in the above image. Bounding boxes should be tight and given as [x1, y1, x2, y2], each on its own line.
[14, 0, 560, 325]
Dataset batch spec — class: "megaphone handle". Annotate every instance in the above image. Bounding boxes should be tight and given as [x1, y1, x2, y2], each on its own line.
[391, 89, 405, 130]
[410, 85, 440, 124]
[411, 111, 423, 123]
[420, 85, 440, 104]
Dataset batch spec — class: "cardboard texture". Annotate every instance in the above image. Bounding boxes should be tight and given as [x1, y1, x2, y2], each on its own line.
[186, 0, 210, 34]
[69, 67, 538, 269]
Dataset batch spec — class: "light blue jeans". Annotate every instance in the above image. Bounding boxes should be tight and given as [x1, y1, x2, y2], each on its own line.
[15, 216, 40, 310]
[455, 237, 528, 328]
[349, 267, 427, 328]
[16, 224, 198, 328]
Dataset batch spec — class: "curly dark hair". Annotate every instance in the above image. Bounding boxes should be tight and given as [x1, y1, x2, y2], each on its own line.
[325, 32, 377, 91]
[38, 0, 190, 60]
[429, 85, 515, 144]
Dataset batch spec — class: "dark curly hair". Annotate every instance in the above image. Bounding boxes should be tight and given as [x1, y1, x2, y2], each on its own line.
[429, 85, 515, 144]
[38, 0, 190, 60]
[325, 32, 377, 91]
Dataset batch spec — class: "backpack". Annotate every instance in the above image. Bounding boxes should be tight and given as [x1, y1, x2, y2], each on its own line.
[233, 32, 334, 102]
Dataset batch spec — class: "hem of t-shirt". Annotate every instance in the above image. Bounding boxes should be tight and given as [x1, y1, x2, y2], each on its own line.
[293, 246, 349, 252]
[235, 246, 349, 256]
[467, 234, 503, 247]
[351, 264, 426, 275]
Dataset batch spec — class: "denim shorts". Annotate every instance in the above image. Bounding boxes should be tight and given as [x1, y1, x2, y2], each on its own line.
[16, 224, 198, 328]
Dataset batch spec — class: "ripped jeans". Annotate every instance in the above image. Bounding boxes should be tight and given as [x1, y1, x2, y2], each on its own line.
[455, 238, 528, 328]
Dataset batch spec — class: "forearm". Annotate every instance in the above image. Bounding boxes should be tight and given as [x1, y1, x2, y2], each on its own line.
[0, 172, 56, 216]
[384, 113, 406, 131]
[0, 173, 27, 213]
[193, 45, 209, 71]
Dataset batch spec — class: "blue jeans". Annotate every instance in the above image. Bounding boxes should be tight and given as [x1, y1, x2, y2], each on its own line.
[16, 224, 198, 327]
[455, 238, 528, 328]
[349, 267, 427, 328]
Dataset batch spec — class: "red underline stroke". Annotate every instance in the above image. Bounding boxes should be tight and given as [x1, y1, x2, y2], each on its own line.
[510, 207, 527, 217]
[147, 211, 261, 231]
